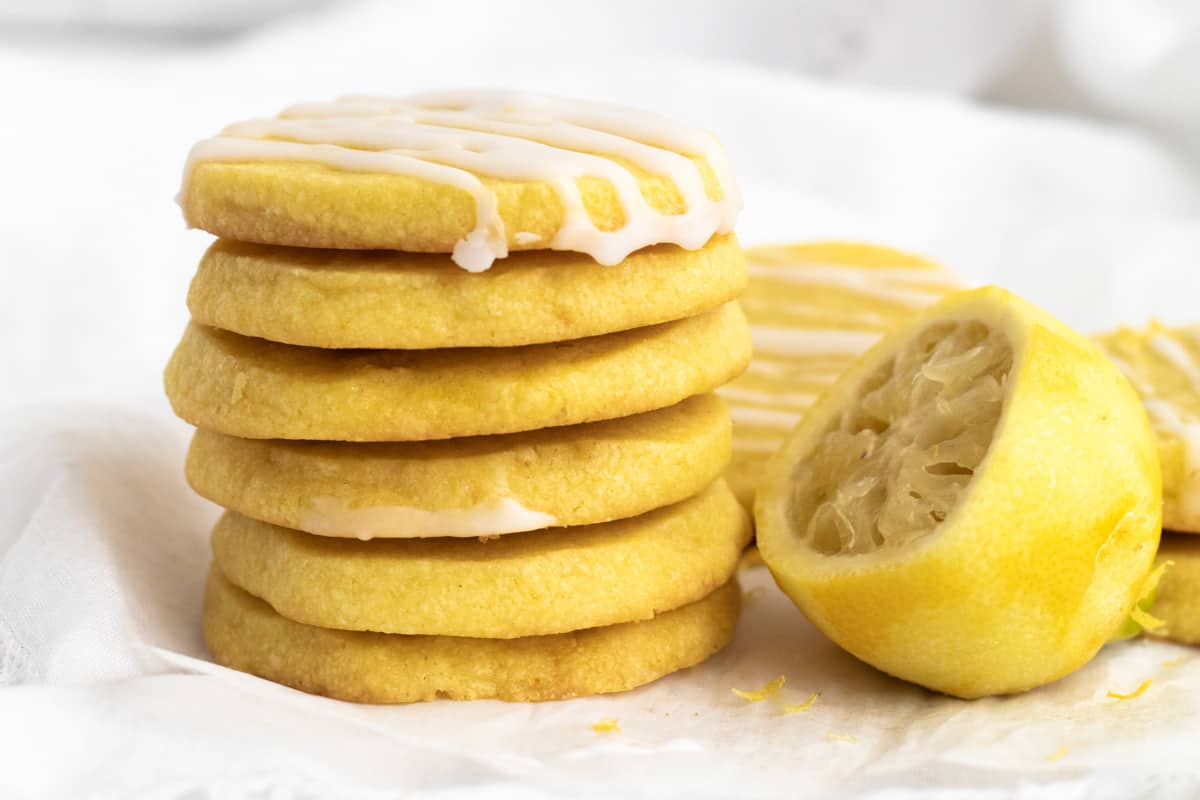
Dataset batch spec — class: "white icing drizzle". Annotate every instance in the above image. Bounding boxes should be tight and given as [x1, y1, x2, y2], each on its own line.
[717, 384, 818, 408]
[1111, 351, 1200, 521]
[1150, 334, 1200, 387]
[732, 438, 788, 454]
[301, 496, 558, 540]
[729, 405, 804, 428]
[751, 326, 881, 357]
[746, 264, 953, 307]
[181, 90, 742, 272]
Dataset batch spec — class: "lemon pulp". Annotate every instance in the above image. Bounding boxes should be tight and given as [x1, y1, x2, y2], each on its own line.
[793, 321, 1011, 556]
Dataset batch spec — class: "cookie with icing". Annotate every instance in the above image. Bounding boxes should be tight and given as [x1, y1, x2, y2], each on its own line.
[1097, 322, 1200, 534]
[211, 480, 750, 638]
[1146, 535, 1200, 646]
[719, 242, 960, 506]
[188, 234, 745, 349]
[165, 302, 750, 442]
[187, 394, 730, 539]
[179, 92, 741, 272]
[203, 569, 741, 702]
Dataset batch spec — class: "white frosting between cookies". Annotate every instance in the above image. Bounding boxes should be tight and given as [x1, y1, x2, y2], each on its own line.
[301, 496, 559, 540]
[181, 90, 742, 272]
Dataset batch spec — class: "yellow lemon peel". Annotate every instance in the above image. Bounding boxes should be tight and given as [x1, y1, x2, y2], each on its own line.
[1162, 656, 1184, 668]
[826, 732, 858, 743]
[591, 718, 620, 733]
[732, 674, 785, 702]
[783, 693, 820, 714]
[1107, 679, 1152, 701]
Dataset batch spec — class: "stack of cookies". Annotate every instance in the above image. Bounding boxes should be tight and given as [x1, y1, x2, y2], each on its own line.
[164, 91, 754, 702]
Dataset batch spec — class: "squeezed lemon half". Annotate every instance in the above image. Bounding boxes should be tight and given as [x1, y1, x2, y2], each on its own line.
[756, 286, 1162, 698]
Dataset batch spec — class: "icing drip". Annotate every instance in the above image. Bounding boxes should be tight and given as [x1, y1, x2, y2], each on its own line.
[301, 496, 558, 540]
[181, 90, 742, 272]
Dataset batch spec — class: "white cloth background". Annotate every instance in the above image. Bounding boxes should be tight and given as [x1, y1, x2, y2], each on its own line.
[3, 1, 1200, 797]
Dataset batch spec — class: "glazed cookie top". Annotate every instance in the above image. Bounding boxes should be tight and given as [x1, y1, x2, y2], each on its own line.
[180, 91, 742, 271]
[1097, 322, 1200, 533]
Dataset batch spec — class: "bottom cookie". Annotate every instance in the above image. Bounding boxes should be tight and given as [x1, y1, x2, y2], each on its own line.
[1147, 535, 1200, 646]
[203, 570, 741, 703]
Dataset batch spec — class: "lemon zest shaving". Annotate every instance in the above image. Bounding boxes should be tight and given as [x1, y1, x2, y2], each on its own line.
[591, 717, 620, 733]
[732, 674, 785, 702]
[825, 732, 858, 743]
[1045, 747, 1069, 762]
[783, 693, 820, 714]
[1162, 656, 1184, 668]
[1130, 605, 1166, 631]
[1107, 679, 1152, 701]
[1141, 560, 1173, 600]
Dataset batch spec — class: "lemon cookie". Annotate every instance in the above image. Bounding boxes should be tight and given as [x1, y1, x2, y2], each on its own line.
[204, 570, 741, 702]
[720, 242, 960, 506]
[1097, 322, 1200, 533]
[211, 480, 750, 638]
[165, 302, 750, 442]
[187, 394, 730, 538]
[1147, 535, 1200, 645]
[180, 91, 741, 271]
[189, 235, 746, 349]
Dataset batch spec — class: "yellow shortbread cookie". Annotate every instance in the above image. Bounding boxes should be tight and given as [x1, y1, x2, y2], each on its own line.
[1097, 323, 1200, 533]
[204, 570, 741, 703]
[720, 242, 960, 505]
[211, 480, 750, 638]
[187, 394, 730, 538]
[1147, 535, 1200, 645]
[188, 235, 746, 349]
[179, 93, 740, 271]
[165, 302, 750, 442]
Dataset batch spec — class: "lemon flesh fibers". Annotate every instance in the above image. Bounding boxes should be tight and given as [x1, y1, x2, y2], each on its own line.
[756, 286, 1162, 699]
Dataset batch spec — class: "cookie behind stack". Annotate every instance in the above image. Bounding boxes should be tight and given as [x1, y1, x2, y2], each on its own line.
[165, 91, 754, 702]
[719, 242, 960, 506]
[1098, 323, 1200, 646]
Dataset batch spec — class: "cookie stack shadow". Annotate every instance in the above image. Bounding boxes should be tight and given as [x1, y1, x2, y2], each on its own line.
[164, 98, 754, 702]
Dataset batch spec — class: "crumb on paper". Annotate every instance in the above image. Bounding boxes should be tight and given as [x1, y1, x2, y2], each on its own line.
[732, 674, 785, 702]
[1045, 747, 1069, 762]
[1163, 656, 1184, 668]
[1107, 679, 1152, 701]
[783, 693, 820, 714]
[591, 717, 620, 734]
[825, 732, 858, 743]
[742, 586, 767, 604]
